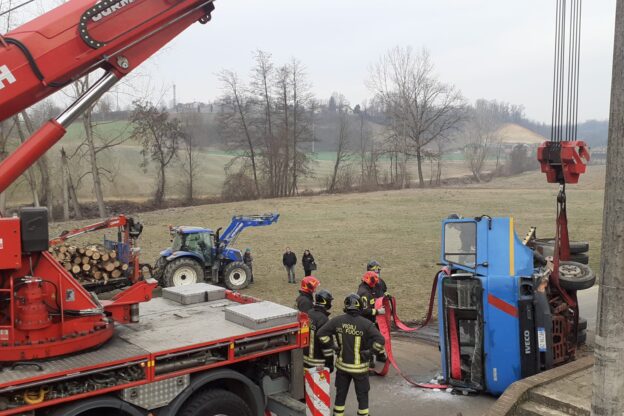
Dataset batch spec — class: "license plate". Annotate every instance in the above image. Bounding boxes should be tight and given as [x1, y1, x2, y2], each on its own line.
[537, 327, 547, 352]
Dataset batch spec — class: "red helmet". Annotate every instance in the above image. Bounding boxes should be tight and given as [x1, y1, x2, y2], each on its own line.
[362, 271, 379, 288]
[300, 276, 320, 294]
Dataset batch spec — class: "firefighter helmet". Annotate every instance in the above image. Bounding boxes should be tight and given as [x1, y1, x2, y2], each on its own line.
[367, 260, 382, 273]
[362, 271, 379, 288]
[315, 289, 334, 310]
[300, 276, 320, 294]
[344, 293, 362, 312]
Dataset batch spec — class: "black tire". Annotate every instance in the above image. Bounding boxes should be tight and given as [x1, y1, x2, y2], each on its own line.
[577, 330, 587, 346]
[558, 261, 596, 291]
[570, 253, 589, 265]
[578, 317, 588, 331]
[222, 261, 251, 290]
[534, 238, 589, 255]
[163, 257, 204, 288]
[179, 389, 252, 416]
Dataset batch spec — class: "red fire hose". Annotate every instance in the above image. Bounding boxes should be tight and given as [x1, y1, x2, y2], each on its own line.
[373, 272, 448, 390]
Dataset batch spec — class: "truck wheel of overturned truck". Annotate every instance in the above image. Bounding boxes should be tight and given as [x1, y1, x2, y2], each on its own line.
[558, 261, 596, 291]
[534, 239, 589, 255]
[164, 258, 204, 287]
[180, 388, 252, 416]
[223, 261, 251, 290]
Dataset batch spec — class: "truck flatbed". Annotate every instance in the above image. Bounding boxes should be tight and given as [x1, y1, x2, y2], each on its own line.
[0, 292, 307, 415]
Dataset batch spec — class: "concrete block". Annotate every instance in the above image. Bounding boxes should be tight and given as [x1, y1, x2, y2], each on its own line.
[225, 301, 298, 330]
[162, 283, 226, 305]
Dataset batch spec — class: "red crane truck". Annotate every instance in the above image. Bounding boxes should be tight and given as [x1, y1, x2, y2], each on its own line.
[0, 0, 310, 415]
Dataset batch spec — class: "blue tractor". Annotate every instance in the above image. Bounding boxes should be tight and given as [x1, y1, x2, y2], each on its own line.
[154, 213, 279, 290]
[437, 215, 595, 395]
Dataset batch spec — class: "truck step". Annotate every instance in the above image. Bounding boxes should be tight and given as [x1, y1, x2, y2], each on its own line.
[266, 393, 306, 416]
[517, 401, 573, 416]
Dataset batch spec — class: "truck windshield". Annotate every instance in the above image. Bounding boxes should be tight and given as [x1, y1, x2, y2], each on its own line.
[444, 222, 477, 268]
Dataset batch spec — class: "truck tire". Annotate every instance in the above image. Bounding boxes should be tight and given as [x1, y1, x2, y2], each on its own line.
[558, 261, 596, 291]
[223, 261, 251, 290]
[578, 330, 587, 346]
[570, 253, 589, 265]
[179, 389, 252, 416]
[578, 317, 588, 331]
[164, 258, 204, 287]
[534, 239, 589, 255]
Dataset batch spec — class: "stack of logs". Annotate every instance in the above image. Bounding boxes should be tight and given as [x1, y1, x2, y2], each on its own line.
[48, 244, 128, 284]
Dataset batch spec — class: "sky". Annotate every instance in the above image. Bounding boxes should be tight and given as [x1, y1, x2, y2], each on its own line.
[4, 0, 617, 123]
[144, 0, 615, 123]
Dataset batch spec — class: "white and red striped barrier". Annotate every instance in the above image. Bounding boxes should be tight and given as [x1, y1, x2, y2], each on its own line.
[304, 367, 331, 416]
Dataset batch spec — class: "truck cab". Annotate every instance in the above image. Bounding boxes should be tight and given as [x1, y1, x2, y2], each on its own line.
[437, 216, 543, 395]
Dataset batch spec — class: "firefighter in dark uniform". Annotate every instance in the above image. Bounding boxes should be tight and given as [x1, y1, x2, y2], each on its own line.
[358, 270, 388, 368]
[357, 271, 386, 323]
[318, 294, 386, 416]
[296, 275, 320, 313]
[366, 260, 388, 298]
[304, 289, 335, 371]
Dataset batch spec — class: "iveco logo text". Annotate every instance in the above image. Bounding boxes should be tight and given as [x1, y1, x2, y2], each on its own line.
[0, 65, 16, 90]
[523, 330, 531, 354]
[91, 0, 135, 22]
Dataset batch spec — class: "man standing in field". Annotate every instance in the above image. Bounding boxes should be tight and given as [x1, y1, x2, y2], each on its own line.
[243, 248, 254, 284]
[283, 247, 298, 284]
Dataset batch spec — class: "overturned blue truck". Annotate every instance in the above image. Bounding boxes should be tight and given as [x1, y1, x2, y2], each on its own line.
[437, 216, 594, 395]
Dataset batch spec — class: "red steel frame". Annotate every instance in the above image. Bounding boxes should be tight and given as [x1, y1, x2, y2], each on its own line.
[0, 291, 310, 416]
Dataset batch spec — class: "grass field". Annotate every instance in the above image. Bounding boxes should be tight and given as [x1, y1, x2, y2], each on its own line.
[50, 165, 606, 320]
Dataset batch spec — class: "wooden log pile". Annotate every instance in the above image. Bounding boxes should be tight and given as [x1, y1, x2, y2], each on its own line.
[48, 244, 128, 284]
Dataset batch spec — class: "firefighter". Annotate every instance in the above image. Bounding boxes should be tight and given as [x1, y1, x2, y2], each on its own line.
[304, 289, 335, 371]
[296, 275, 320, 313]
[366, 260, 389, 298]
[318, 294, 386, 416]
[357, 271, 386, 323]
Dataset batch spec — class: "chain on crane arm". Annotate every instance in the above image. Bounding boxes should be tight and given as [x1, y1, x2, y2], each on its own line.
[537, 0, 590, 311]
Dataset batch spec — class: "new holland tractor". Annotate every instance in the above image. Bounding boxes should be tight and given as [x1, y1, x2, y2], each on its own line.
[154, 214, 279, 290]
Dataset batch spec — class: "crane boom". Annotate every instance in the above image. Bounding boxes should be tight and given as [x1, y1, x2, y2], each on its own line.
[0, 0, 214, 194]
[0, 0, 216, 362]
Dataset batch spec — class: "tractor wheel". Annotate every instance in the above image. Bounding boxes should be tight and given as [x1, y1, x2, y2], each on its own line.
[163, 258, 204, 288]
[558, 261, 596, 291]
[223, 261, 252, 291]
[179, 388, 252, 416]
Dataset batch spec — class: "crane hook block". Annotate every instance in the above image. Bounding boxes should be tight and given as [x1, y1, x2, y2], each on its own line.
[537, 140, 591, 185]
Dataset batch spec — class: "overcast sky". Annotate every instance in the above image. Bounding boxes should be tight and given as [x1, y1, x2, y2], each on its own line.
[143, 0, 616, 123]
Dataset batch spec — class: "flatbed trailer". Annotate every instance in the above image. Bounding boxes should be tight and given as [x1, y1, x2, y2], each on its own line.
[0, 290, 309, 416]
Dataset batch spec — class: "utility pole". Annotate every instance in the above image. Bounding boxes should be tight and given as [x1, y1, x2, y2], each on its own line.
[592, 1, 624, 415]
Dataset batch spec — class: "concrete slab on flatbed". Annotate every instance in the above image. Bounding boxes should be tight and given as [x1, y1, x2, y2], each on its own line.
[117, 297, 258, 353]
[225, 301, 298, 330]
[162, 283, 226, 305]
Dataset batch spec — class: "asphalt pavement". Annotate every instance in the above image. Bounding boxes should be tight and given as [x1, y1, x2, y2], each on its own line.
[336, 338, 495, 416]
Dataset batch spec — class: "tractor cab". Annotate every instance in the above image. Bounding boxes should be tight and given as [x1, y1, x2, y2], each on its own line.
[168, 227, 215, 264]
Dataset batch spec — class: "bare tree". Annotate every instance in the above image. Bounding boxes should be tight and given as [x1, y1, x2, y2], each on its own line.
[218, 70, 260, 197]
[464, 104, 500, 182]
[131, 101, 182, 206]
[368, 46, 465, 187]
[289, 58, 313, 195]
[179, 112, 202, 202]
[328, 97, 353, 193]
